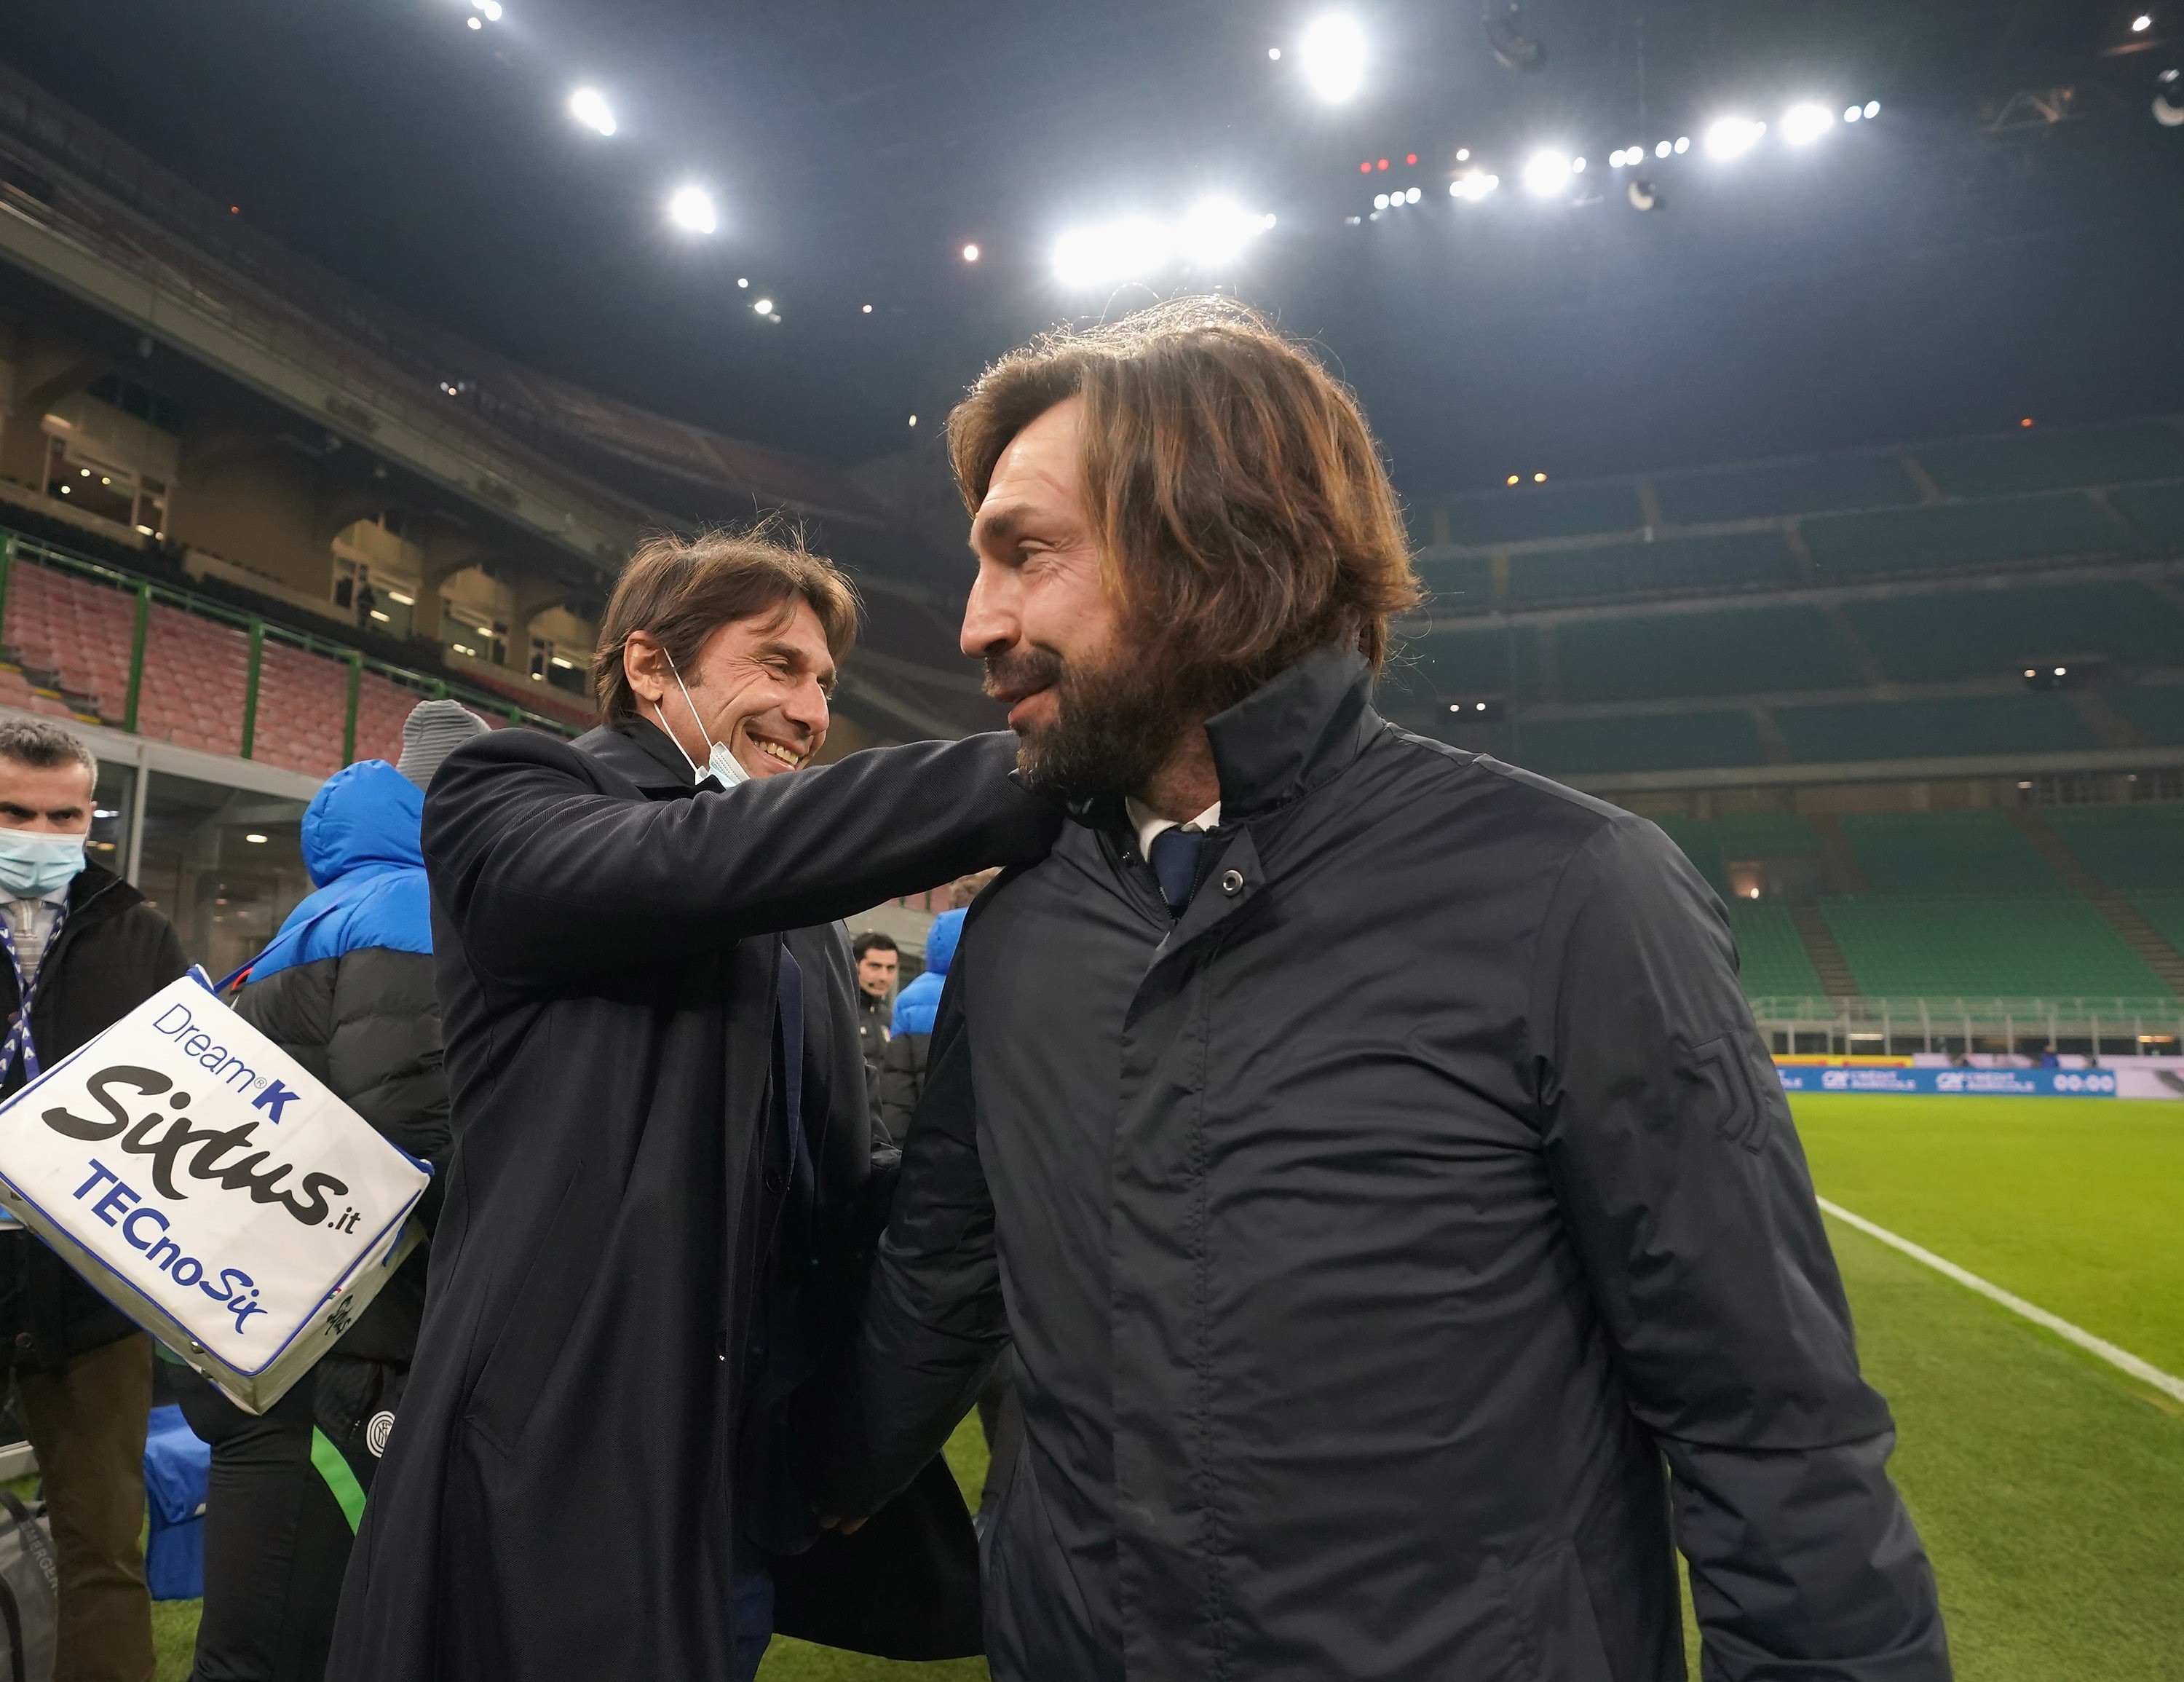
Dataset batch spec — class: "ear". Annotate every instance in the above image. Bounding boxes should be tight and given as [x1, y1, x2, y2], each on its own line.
[623, 630, 670, 711]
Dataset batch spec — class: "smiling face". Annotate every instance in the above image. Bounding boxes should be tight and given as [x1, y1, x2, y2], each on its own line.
[960, 396, 1214, 802]
[624, 598, 836, 781]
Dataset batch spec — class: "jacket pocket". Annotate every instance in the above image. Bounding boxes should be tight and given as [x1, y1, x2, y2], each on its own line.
[1503, 1539, 1618, 1682]
[462, 1164, 616, 1457]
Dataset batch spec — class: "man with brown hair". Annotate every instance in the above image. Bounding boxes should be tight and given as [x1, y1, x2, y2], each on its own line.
[325, 530, 1057, 1682]
[807, 300, 1948, 1681]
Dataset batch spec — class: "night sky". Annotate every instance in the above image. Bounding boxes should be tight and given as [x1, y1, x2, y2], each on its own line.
[8, 0, 2180, 499]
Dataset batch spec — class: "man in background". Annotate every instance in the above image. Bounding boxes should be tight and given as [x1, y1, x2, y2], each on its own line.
[0, 718, 186, 1682]
[851, 931, 898, 1074]
[810, 301, 1947, 1681]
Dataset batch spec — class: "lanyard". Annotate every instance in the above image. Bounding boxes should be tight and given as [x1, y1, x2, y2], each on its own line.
[0, 901, 68, 1083]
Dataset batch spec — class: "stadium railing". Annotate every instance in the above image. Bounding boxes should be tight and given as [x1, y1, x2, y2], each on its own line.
[0, 528, 577, 772]
[1748, 995, 2184, 1054]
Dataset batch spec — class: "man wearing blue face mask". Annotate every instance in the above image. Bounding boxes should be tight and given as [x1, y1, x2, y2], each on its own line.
[0, 717, 186, 1682]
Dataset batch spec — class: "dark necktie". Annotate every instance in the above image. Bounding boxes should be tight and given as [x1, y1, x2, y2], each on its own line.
[1148, 826, 1206, 915]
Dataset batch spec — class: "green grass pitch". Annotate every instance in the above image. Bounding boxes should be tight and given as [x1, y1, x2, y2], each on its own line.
[150, 1094, 2184, 1680]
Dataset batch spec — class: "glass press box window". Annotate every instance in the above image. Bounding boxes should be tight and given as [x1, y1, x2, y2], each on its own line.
[132, 770, 310, 976]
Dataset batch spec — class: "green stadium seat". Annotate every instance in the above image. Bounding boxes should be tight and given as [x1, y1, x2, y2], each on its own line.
[2112, 684, 2184, 745]
[1506, 530, 1795, 605]
[2133, 894, 2184, 955]
[1446, 481, 1642, 546]
[1821, 896, 2174, 1000]
[1652, 453, 1916, 524]
[1395, 624, 1544, 703]
[2045, 802, 2184, 893]
[2110, 480, 2184, 550]
[1839, 810, 2062, 895]
[1801, 493, 2134, 580]
[1556, 605, 1859, 703]
[1413, 554, 1497, 615]
[1837, 582, 2184, 684]
[1913, 422, 2184, 499]
[1728, 900, 1827, 998]
[1776, 693, 2096, 764]
[1511, 711, 1764, 776]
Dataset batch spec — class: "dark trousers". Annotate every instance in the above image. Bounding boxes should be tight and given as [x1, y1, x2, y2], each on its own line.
[11, 1332, 155, 1682]
[170, 1357, 399, 1682]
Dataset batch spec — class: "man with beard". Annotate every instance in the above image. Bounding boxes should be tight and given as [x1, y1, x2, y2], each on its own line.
[801, 299, 1950, 1681]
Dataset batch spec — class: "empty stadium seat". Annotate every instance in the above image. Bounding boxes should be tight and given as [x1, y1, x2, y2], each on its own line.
[1655, 812, 1824, 894]
[2043, 802, 2184, 893]
[1913, 421, 2184, 499]
[1412, 554, 1497, 615]
[1555, 605, 1859, 703]
[1837, 582, 2184, 684]
[1801, 493, 2134, 580]
[1445, 481, 1643, 547]
[2112, 684, 2184, 745]
[1396, 624, 1543, 703]
[1651, 453, 1918, 525]
[1506, 529, 1795, 606]
[1508, 710, 1765, 776]
[1775, 693, 2097, 764]
[2110, 480, 2184, 549]
[2134, 894, 2184, 955]
[1821, 896, 2173, 999]
[1728, 900, 1827, 997]
[1839, 810, 2062, 896]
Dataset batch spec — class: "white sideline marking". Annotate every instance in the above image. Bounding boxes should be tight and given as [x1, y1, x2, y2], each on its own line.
[1816, 1197, 2184, 1405]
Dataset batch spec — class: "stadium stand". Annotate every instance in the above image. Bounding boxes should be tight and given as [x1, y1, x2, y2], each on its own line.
[1447, 480, 1643, 546]
[1650, 453, 1918, 526]
[1513, 711, 1765, 776]
[1727, 900, 1829, 998]
[2113, 684, 2184, 746]
[1506, 530, 1797, 605]
[1800, 493, 2135, 581]
[1834, 580, 2184, 684]
[1774, 694, 2099, 765]
[1838, 810, 2062, 896]
[1912, 419, 2184, 499]
[1819, 896, 2172, 1000]
[2043, 801, 2184, 892]
[2113, 480, 2184, 547]
[1556, 606, 1860, 703]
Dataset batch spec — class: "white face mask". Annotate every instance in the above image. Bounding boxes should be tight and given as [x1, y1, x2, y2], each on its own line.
[652, 654, 751, 789]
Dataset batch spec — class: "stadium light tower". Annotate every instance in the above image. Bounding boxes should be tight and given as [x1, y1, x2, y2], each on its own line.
[667, 185, 717, 234]
[569, 88, 616, 137]
[1299, 15, 1367, 103]
[1052, 218, 1171, 288]
[1177, 199, 1273, 269]
[1522, 150, 1574, 197]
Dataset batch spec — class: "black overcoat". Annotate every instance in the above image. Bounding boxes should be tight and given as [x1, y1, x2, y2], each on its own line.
[812, 648, 1950, 1681]
[325, 718, 1057, 1682]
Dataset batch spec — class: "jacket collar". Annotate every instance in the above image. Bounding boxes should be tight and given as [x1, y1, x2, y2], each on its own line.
[575, 716, 703, 799]
[1203, 644, 1377, 824]
[62, 860, 132, 925]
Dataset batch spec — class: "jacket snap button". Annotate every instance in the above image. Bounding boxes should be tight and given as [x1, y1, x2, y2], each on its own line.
[1219, 869, 1245, 896]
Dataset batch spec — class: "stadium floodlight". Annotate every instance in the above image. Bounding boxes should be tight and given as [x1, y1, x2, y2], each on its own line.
[475, 0, 502, 19]
[667, 185, 716, 234]
[1373, 192, 1390, 210]
[1299, 15, 1367, 103]
[962, 243, 981, 262]
[569, 88, 617, 136]
[1674, 135, 1691, 151]
[1782, 103, 1835, 146]
[1705, 117, 1766, 159]
[1404, 184, 1422, 202]
[1522, 150, 1573, 197]
[1610, 149, 1625, 167]
[1864, 100, 1880, 118]
[1655, 140, 1673, 158]
[1844, 103, 1863, 122]
[752, 297, 773, 315]
[2133, 12, 2153, 30]
[1449, 171, 1500, 202]
[1178, 197, 1270, 269]
[1051, 217, 1171, 288]
[1268, 47, 1282, 60]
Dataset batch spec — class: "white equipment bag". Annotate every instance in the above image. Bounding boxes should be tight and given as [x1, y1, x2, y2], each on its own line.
[0, 971, 429, 1413]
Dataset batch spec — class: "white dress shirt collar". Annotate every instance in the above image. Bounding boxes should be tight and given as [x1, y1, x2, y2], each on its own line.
[1124, 797, 1222, 861]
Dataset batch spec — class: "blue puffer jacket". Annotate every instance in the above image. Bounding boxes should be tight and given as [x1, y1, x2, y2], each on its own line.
[889, 909, 962, 1038]
[250, 759, 432, 982]
[230, 757, 446, 1366]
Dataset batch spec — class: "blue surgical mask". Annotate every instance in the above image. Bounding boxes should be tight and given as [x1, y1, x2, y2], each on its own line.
[652, 656, 751, 789]
[0, 830, 88, 899]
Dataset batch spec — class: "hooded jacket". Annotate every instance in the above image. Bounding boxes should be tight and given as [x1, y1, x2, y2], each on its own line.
[876, 911, 961, 1140]
[232, 759, 448, 1365]
[811, 646, 1947, 1682]
[0, 861, 187, 1369]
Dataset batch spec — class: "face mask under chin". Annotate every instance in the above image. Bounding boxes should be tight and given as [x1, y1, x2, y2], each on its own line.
[653, 655, 753, 789]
